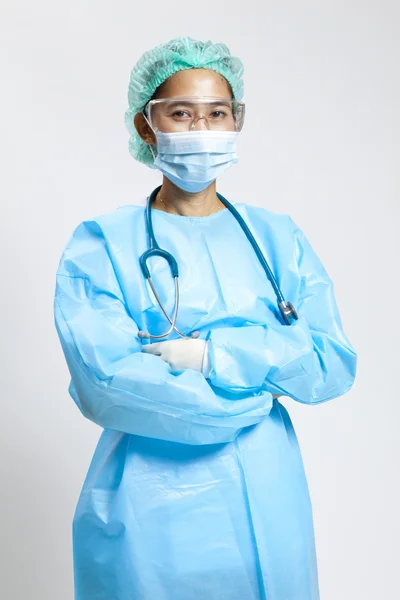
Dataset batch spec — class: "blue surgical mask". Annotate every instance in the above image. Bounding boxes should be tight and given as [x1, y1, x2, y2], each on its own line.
[151, 130, 239, 193]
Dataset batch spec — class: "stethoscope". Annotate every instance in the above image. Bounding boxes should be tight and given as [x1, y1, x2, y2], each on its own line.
[138, 185, 298, 340]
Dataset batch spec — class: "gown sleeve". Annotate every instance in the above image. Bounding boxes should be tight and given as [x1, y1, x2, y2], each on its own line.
[206, 217, 357, 403]
[53, 219, 273, 445]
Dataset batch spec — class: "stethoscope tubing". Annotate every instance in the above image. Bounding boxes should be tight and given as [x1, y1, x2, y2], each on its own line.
[139, 186, 298, 339]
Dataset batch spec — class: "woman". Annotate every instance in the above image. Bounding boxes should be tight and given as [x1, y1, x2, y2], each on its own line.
[54, 37, 357, 600]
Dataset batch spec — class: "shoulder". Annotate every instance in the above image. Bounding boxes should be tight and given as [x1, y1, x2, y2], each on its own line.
[56, 202, 147, 275]
[232, 201, 297, 235]
[80, 203, 145, 233]
[65, 202, 146, 244]
[231, 201, 316, 264]
[232, 201, 328, 277]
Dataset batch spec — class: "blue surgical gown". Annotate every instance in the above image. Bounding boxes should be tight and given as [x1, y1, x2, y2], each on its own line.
[54, 199, 357, 600]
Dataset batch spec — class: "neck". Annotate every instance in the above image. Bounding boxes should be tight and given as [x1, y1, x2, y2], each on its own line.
[153, 178, 223, 217]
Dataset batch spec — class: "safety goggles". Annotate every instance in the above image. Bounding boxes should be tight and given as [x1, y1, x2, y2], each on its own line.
[143, 96, 245, 133]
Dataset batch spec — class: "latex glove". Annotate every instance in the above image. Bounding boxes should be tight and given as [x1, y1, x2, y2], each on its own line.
[142, 338, 211, 377]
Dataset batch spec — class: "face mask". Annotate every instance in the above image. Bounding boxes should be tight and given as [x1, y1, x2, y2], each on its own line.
[150, 130, 239, 193]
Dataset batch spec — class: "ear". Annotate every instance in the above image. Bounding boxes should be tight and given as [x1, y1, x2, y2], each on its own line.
[134, 113, 156, 145]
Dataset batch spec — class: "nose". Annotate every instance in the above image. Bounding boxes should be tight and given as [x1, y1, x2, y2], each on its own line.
[190, 116, 209, 131]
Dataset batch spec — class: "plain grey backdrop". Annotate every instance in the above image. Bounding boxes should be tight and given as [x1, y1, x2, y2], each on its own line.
[1, 1, 399, 599]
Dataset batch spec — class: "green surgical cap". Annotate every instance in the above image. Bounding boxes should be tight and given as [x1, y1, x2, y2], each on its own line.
[124, 37, 244, 168]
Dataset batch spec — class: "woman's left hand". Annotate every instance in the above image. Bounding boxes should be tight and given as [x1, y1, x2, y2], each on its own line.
[142, 338, 210, 376]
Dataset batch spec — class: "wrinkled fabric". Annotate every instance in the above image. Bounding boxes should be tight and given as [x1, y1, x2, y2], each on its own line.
[54, 199, 357, 600]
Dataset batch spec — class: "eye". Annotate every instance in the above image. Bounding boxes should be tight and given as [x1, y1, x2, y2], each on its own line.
[172, 110, 191, 119]
[210, 109, 229, 119]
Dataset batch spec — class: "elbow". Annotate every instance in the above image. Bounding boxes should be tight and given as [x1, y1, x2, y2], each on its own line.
[308, 373, 356, 405]
[295, 346, 357, 405]
[68, 378, 106, 425]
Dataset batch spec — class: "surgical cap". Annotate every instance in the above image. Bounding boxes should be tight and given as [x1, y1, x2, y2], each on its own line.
[124, 37, 244, 168]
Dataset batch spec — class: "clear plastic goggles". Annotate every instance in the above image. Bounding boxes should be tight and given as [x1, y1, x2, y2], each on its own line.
[143, 96, 245, 133]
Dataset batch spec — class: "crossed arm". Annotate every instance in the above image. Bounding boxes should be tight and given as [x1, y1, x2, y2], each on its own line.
[54, 219, 357, 445]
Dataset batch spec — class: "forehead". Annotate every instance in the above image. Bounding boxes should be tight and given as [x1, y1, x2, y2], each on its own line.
[154, 68, 233, 99]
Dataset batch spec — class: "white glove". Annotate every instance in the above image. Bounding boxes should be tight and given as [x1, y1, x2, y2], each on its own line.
[142, 338, 211, 377]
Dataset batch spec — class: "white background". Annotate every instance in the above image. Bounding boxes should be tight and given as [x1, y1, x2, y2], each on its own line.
[1, 1, 399, 598]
